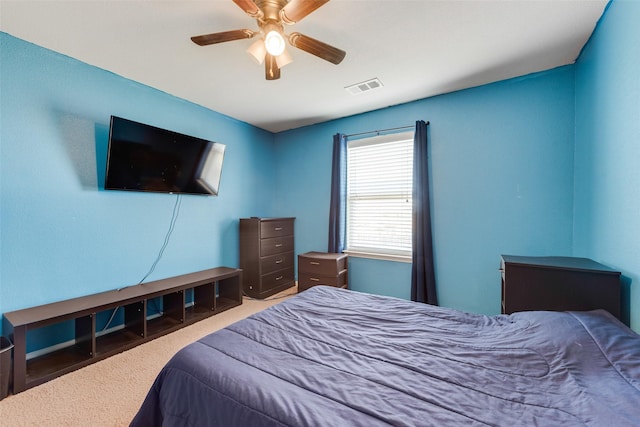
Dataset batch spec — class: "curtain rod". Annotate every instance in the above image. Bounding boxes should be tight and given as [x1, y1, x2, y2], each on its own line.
[345, 121, 429, 138]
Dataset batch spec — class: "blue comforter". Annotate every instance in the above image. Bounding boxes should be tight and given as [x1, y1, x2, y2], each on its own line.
[131, 286, 640, 426]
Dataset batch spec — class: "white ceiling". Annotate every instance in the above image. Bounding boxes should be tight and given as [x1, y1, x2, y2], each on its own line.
[0, 0, 608, 133]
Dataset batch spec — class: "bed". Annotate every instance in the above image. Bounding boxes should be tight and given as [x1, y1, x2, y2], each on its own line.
[131, 285, 640, 426]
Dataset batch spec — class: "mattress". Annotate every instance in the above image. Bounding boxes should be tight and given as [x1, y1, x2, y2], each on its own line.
[131, 285, 640, 426]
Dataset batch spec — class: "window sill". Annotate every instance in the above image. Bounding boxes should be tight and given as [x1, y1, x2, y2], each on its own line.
[343, 250, 412, 263]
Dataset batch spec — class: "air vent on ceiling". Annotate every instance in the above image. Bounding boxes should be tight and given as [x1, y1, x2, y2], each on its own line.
[345, 78, 384, 95]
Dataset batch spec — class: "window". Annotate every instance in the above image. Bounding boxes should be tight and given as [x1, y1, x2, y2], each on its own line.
[345, 131, 413, 262]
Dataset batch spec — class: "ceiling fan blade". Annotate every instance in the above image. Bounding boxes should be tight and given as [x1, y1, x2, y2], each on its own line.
[288, 32, 346, 65]
[280, 0, 329, 24]
[191, 29, 256, 46]
[232, 0, 263, 19]
[265, 54, 281, 80]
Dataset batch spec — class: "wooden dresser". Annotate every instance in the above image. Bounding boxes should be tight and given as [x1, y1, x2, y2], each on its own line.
[298, 252, 348, 292]
[500, 255, 621, 319]
[240, 217, 295, 299]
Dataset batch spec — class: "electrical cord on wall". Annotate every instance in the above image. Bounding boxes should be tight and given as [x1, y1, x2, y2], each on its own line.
[137, 193, 183, 285]
[103, 194, 183, 332]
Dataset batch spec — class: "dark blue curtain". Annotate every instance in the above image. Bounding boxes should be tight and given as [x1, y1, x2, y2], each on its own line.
[328, 133, 347, 253]
[411, 121, 438, 304]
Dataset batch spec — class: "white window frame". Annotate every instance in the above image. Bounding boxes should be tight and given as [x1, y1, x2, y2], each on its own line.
[344, 131, 414, 263]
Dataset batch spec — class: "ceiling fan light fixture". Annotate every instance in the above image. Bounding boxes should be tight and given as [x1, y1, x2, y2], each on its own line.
[264, 30, 286, 56]
[247, 38, 267, 64]
[275, 48, 293, 68]
[192, 0, 344, 80]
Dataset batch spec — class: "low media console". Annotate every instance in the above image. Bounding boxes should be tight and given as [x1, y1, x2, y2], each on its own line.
[3, 267, 242, 394]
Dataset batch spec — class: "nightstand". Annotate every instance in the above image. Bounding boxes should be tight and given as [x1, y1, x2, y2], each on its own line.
[298, 252, 348, 292]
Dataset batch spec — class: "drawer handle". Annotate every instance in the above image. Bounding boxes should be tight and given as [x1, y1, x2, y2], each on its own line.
[275, 276, 284, 281]
[310, 262, 320, 265]
[310, 277, 320, 282]
[275, 243, 283, 248]
[274, 227, 283, 231]
[275, 259, 283, 264]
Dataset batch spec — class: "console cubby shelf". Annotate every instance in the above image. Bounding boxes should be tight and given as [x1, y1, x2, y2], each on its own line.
[3, 267, 242, 394]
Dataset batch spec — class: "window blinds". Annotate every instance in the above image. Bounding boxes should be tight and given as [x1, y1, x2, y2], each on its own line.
[346, 132, 413, 257]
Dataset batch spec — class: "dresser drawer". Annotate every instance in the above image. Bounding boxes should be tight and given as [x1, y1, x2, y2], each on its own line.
[260, 251, 294, 275]
[298, 271, 347, 292]
[260, 236, 294, 257]
[298, 252, 348, 276]
[262, 267, 294, 290]
[260, 219, 294, 239]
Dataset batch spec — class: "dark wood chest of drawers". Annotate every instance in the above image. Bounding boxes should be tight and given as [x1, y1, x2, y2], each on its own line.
[298, 251, 348, 292]
[500, 255, 621, 319]
[240, 217, 295, 299]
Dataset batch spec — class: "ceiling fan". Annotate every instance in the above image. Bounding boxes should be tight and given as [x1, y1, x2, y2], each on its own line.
[191, 0, 346, 80]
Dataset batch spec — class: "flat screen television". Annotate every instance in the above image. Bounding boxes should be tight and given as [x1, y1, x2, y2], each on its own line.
[105, 116, 225, 196]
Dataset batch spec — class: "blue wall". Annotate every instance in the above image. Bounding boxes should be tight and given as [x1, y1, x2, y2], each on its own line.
[574, 0, 640, 330]
[0, 33, 276, 336]
[275, 67, 576, 314]
[2, 0, 638, 339]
